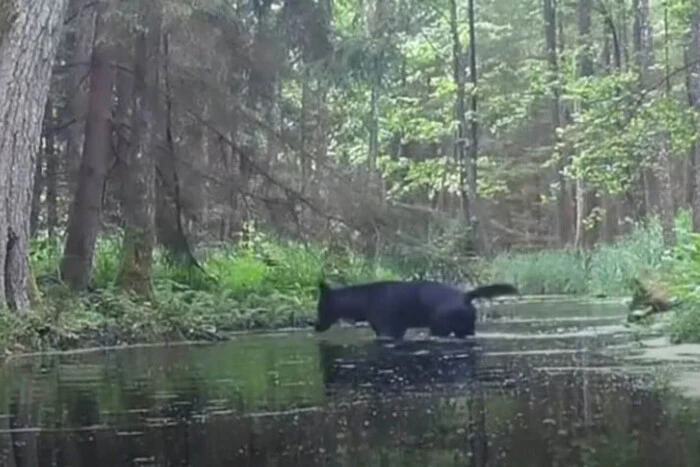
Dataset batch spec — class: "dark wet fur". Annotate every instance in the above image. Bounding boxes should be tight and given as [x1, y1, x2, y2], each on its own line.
[313, 280, 519, 339]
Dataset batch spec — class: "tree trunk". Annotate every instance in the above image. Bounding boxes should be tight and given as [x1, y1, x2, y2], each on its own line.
[657, 137, 676, 245]
[600, 15, 619, 242]
[65, 0, 98, 193]
[467, 0, 485, 251]
[45, 101, 58, 240]
[654, 2, 676, 246]
[156, 32, 197, 265]
[60, 37, 114, 291]
[543, 0, 570, 246]
[30, 122, 45, 237]
[0, 0, 69, 311]
[688, 8, 700, 231]
[632, 0, 657, 217]
[448, 0, 469, 219]
[116, 3, 161, 298]
[575, 0, 598, 249]
[368, 53, 380, 182]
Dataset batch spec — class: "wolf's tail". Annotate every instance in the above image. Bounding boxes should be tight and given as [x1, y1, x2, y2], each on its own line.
[463, 283, 519, 303]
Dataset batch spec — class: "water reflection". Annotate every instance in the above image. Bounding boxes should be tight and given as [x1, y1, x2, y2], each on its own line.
[318, 339, 482, 396]
[0, 301, 698, 466]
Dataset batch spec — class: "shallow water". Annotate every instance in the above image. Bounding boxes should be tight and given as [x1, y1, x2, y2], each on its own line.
[2, 300, 700, 466]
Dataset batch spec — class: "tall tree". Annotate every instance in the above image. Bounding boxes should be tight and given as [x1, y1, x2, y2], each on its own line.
[64, 0, 98, 192]
[116, 2, 162, 297]
[448, 0, 468, 218]
[467, 0, 483, 250]
[0, 0, 69, 311]
[688, 1, 700, 231]
[574, 0, 597, 248]
[60, 8, 114, 292]
[543, 0, 570, 245]
[654, 1, 675, 246]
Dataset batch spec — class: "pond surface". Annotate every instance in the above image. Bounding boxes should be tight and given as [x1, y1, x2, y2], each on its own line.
[2, 300, 700, 466]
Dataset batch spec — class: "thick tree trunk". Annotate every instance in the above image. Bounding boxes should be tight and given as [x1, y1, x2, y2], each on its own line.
[116, 3, 161, 297]
[60, 39, 114, 291]
[0, 0, 69, 311]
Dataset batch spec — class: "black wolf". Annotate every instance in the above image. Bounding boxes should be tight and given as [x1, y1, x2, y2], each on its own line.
[313, 280, 519, 339]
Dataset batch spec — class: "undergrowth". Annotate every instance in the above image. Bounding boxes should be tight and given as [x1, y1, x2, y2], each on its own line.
[484, 216, 667, 296]
[5, 224, 402, 354]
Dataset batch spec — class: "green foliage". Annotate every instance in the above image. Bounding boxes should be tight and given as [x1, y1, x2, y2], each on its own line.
[487, 249, 588, 295]
[486, 218, 667, 296]
[661, 210, 700, 343]
[382, 218, 479, 284]
[15, 225, 407, 355]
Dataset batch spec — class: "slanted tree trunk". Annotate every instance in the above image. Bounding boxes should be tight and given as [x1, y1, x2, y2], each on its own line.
[688, 6, 700, 231]
[60, 33, 114, 291]
[0, 0, 69, 311]
[116, 2, 161, 298]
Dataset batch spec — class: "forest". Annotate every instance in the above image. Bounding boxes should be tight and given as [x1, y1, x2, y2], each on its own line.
[1, 0, 700, 351]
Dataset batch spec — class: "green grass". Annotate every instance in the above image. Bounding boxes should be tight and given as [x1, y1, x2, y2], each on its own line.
[484, 217, 666, 297]
[10, 212, 698, 352]
[9, 227, 402, 354]
[660, 210, 700, 343]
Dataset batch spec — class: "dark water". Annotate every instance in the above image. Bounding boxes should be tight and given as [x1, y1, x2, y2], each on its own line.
[2, 300, 700, 467]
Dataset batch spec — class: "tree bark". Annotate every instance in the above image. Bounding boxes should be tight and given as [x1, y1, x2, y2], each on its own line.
[116, 2, 161, 298]
[0, 0, 69, 311]
[156, 32, 197, 265]
[64, 0, 98, 193]
[467, 0, 485, 251]
[448, 0, 468, 219]
[654, 1, 675, 246]
[60, 34, 114, 291]
[688, 7, 700, 231]
[574, 0, 595, 249]
[543, 0, 571, 246]
[30, 123, 45, 237]
[632, 0, 657, 217]
[45, 100, 58, 240]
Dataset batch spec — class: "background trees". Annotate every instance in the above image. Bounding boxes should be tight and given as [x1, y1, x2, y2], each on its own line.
[3, 0, 700, 309]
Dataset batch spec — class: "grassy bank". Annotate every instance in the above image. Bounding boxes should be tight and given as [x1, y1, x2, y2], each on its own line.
[3, 213, 694, 355]
[1, 228, 402, 355]
[483, 219, 666, 297]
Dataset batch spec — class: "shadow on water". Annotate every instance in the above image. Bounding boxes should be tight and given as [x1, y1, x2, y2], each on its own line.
[1, 300, 700, 466]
